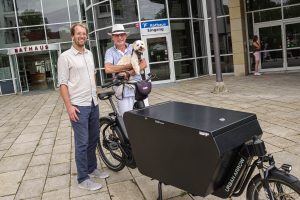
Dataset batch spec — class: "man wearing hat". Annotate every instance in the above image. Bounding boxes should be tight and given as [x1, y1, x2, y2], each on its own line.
[104, 24, 147, 116]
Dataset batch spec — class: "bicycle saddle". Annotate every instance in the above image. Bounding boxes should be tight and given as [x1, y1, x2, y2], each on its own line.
[98, 91, 115, 100]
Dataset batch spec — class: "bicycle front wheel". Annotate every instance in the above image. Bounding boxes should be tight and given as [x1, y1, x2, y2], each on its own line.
[246, 169, 300, 200]
[97, 117, 126, 171]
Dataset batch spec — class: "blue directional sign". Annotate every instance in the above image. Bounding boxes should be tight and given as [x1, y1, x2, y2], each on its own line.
[141, 20, 170, 35]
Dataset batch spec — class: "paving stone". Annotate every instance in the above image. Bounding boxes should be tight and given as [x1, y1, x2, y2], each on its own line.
[264, 125, 298, 137]
[15, 178, 45, 200]
[71, 192, 110, 200]
[0, 150, 5, 159]
[0, 170, 25, 196]
[41, 131, 56, 139]
[0, 143, 12, 151]
[108, 180, 144, 200]
[14, 133, 41, 144]
[5, 141, 39, 157]
[55, 138, 70, 145]
[44, 174, 70, 192]
[42, 188, 69, 200]
[29, 154, 51, 166]
[264, 136, 297, 149]
[50, 153, 70, 165]
[106, 167, 132, 184]
[0, 195, 15, 200]
[47, 162, 70, 177]
[23, 165, 48, 180]
[22, 125, 46, 134]
[273, 151, 300, 178]
[0, 154, 32, 173]
[34, 144, 53, 155]
[52, 144, 71, 154]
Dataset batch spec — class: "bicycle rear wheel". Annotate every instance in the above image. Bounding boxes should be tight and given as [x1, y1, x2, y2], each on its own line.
[246, 169, 300, 200]
[97, 117, 126, 171]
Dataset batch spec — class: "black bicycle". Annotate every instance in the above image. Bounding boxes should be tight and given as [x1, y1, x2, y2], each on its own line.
[97, 76, 300, 200]
[97, 74, 154, 171]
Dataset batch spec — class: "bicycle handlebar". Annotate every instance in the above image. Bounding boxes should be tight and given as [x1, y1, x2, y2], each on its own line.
[101, 73, 156, 89]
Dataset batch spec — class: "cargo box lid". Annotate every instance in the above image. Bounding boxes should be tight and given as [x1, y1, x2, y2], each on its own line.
[128, 101, 257, 137]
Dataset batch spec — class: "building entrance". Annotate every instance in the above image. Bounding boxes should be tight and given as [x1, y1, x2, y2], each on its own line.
[17, 52, 53, 91]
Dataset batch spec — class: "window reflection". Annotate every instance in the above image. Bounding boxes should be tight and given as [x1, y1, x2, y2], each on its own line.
[254, 8, 281, 23]
[209, 17, 232, 55]
[69, 0, 80, 22]
[197, 58, 209, 76]
[287, 49, 300, 67]
[191, 0, 203, 18]
[171, 20, 193, 59]
[246, 0, 281, 11]
[124, 24, 141, 44]
[175, 59, 195, 80]
[260, 50, 283, 69]
[0, 0, 17, 28]
[86, 8, 95, 31]
[0, 29, 19, 48]
[46, 23, 71, 43]
[286, 23, 300, 48]
[193, 20, 207, 57]
[284, 5, 300, 19]
[212, 55, 233, 73]
[16, 0, 43, 26]
[97, 28, 113, 67]
[43, 0, 69, 24]
[207, 0, 229, 17]
[139, 0, 167, 20]
[283, 0, 300, 5]
[94, 2, 112, 29]
[0, 53, 11, 80]
[112, 0, 138, 24]
[20, 26, 46, 45]
[168, 0, 189, 18]
[147, 37, 168, 63]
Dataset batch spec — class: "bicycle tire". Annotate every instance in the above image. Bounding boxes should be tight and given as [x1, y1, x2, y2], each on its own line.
[97, 117, 126, 171]
[246, 168, 300, 200]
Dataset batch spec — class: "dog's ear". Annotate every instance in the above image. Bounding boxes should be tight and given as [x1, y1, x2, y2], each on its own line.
[132, 41, 137, 49]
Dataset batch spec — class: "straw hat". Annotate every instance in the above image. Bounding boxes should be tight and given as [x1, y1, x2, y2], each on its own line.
[108, 24, 130, 36]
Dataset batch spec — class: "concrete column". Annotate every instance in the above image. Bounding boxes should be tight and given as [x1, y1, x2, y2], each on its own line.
[229, 0, 248, 76]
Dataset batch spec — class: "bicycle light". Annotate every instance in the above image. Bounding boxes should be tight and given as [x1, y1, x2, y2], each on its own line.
[281, 164, 292, 173]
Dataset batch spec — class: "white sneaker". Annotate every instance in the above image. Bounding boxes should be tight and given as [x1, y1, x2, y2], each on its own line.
[78, 179, 102, 191]
[254, 72, 261, 76]
[89, 169, 110, 179]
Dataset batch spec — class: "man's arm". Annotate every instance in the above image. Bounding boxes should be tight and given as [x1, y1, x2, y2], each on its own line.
[59, 85, 80, 122]
[104, 63, 132, 74]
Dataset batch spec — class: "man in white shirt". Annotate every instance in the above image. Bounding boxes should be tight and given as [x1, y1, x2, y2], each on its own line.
[58, 23, 109, 191]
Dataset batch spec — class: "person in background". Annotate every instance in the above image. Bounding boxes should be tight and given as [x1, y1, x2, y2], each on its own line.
[253, 35, 261, 76]
[104, 24, 148, 116]
[58, 23, 109, 191]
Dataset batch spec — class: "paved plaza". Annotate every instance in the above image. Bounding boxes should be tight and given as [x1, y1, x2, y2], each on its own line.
[0, 73, 300, 200]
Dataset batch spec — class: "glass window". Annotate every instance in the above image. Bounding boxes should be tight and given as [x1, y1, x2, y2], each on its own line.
[168, 0, 189, 18]
[0, 52, 11, 80]
[86, 0, 91, 6]
[193, 20, 207, 57]
[254, 8, 282, 23]
[94, 2, 112, 29]
[283, 0, 300, 5]
[139, 0, 167, 20]
[112, 0, 138, 24]
[60, 42, 72, 53]
[16, 0, 43, 26]
[46, 23, 71, 43]
[246, 0, 281, 11]
[79, 0, 86, 21]
[0, 0, 17, 28]
[212, 55, 233, 73]
[97, 28, 112, 66]
[69, 0, 80, 22]
[209, 17, 232, 55]
[90, 40, 100, 68]
[175, 59, 196, 80]
[42, 0, 69, 24]
[191, 0, 203, 18]
[286, 23, 300, 48]
[207, 0, 229, 17]
[124, 23, 141, 43]
[86, 8, 95, 32]
[284, 5, 300, 19]
[171, 20, 193, 59]
[259, 25, 282, 50]
[0, 29, 19, 48]
[197, 57, 209, 76]
[20, 26, 46, 45]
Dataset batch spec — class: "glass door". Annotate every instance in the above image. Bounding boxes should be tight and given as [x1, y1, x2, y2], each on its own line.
[255, 23, 284, 72]
[142, 34, 174, 83]
[285, 22, 300, 69]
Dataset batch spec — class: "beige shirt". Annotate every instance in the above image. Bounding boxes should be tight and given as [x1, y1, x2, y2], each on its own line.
[57, 46, 98, 106]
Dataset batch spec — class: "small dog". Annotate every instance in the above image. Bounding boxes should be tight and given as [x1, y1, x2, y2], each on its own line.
[117, 40, 146, 76]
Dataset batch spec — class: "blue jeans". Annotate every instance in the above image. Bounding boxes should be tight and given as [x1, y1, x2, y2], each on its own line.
[71, 102, 99, 183]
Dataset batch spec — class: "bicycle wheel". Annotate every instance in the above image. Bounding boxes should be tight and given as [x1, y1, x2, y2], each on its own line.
[97, 117, 126, 171]
[246, 169, 300, 200]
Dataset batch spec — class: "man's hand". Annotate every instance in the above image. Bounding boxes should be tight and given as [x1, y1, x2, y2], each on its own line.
[67, 105, 80, 122]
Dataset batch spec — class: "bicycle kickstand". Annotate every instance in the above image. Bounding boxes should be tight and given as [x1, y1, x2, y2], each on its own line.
[157, 181, 163, 200]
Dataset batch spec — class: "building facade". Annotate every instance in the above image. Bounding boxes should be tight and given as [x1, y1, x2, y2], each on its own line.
[0, 0, 299, 95]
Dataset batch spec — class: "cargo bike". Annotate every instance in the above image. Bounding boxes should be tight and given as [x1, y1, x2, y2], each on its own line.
[97, 75, 300, 200]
